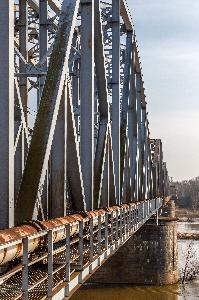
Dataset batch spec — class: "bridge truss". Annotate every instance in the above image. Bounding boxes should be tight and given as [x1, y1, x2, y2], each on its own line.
[0, 0, 169, 298]
[0, 0, 168, 228]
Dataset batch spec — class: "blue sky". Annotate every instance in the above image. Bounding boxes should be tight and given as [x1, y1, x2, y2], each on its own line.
[128, 0, 199, 181]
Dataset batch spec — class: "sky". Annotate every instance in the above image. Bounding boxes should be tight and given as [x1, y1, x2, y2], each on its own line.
[128, 0, 199, 181]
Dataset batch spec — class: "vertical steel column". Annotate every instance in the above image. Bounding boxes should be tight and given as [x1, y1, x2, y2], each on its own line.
[50, 88, 67, 218]
[112, 0, 120, 204]
[80, 0, 94, 211]
[159, 141, 163, 197]
[141, 107, 146, 198]
[39, 0, 49, 217]
[39, 0, 48, 100]
[16, 0, 28, 202]
[94, 0, 109, 209]
[71, 32, 79, 134]
[148, 142, 153, 198]
[97, 214, 102, 265]
[120, 31, 132, 200]
[128, 43, 137, 201]
[0, 0, 14, 229]
[100, 141, 109, 207]
[109, 136, 116, 206]
[123, 148, 131, 203]
[19, 0, 28, 115]
[136, 71, 143, 201]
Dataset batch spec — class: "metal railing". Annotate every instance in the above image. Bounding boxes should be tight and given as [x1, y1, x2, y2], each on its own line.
[0, 198, 163, 300]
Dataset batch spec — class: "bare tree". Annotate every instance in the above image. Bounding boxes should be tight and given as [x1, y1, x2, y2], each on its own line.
[181, 242, 199, 283]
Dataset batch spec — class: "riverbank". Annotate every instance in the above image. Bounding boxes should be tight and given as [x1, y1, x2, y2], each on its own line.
[178, 232, 199, 240]
[176, 207, 199, 220]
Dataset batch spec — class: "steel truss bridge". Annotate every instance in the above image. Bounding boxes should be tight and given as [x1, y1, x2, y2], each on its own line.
[0, 0, 169, 299]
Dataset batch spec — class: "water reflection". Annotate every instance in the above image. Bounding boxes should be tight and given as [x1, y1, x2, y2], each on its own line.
[71, 280, 199, 300]
[177, 219, 199, 233]
[71, 284, 180, 300]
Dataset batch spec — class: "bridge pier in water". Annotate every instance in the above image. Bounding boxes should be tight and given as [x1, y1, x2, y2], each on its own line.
[89, 201, 178, 285]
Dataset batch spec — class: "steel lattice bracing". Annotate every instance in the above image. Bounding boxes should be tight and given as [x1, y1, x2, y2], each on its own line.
[0, 1, 171, 298]
[0, 0, 169, 228]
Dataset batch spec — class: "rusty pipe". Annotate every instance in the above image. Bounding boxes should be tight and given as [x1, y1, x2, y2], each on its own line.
[0, 203, 138, 266]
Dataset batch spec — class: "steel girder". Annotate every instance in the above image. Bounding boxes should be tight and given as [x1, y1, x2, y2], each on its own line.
[0, 0, 169, 228]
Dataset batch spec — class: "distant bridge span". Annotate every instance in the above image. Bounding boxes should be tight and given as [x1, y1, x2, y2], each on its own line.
[0, 0, 169, 298]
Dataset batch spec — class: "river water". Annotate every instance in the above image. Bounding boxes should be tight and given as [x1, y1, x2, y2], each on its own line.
[71, 220, 199, 300]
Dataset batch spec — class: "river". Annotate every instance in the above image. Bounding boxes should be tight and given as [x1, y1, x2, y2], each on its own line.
[71, 220, 199, 300]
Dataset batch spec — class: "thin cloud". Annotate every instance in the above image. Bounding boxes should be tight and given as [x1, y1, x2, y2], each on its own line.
[129, 1, 199, 180]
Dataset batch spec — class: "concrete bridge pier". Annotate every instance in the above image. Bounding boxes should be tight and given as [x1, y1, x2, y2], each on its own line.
[89, 201, 178, 285]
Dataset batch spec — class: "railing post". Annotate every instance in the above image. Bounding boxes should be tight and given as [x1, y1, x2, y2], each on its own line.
[130, 205, 133, 233]
[98, 214, 102, 265]
[47, 229, 53, 298]
[132, 206, 135, 231]
[156, 210, 159, 226]
[110, 211, 114, 249]
[78, 220, 84, 271]
[115, 209, 119, 248]
[22, 237, 29, 300]
[65, 224, 70, 297]
[123, 207, 126, 240]
[126, 206, 129, 236]
[105, 212, 108, 258]
[120, 208, 123, 242]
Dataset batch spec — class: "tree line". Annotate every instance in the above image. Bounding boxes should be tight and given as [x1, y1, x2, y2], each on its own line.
[172, 177, 199, 209]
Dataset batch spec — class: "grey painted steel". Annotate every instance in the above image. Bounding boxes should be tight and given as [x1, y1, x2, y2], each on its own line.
[94, 0, 108, 209]
[15, 0, 80, 224]
[0, 0, 170, 254]
[0, 0, 14, 229]
[80, 0, 94, 211]
[67, 86, 85, 211]
[100, 139, 109, 208]
[111, 0, 121, 205]
[128, 45, 137, 201]
[120, 31, 132, 199]
[141, 107, 146, 198]
[136, 71, 143, 200]
[19, 0, 28, 114]
[50, 88, 67, 218]
[39, 0, 48, 101]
